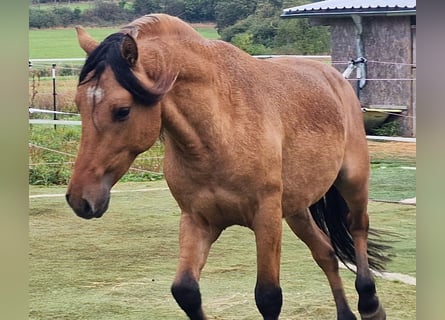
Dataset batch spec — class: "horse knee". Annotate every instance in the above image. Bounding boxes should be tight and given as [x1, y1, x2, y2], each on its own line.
[255, 284, 282, 319]
[171, 273, 204, 320]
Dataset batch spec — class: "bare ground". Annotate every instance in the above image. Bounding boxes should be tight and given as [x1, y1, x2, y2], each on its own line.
[367, 140, 416, 161]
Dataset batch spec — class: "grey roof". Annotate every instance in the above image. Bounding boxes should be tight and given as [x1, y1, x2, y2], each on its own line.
[282, 0, 416, 18]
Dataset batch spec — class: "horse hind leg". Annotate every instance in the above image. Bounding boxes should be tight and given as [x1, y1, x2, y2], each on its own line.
[335, 168, 387, 320]
[285, 210, 357, 320]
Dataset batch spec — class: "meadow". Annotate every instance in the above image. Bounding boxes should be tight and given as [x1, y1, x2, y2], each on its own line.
[28, 24, 219, 112]
[29, 25, 220, 59]
[29, 27, 119, 59]
[29, 21, 415, 319]
[29, 183, 415, 320]
[29, 141, 416, 319]
[30, 1, 96, 12]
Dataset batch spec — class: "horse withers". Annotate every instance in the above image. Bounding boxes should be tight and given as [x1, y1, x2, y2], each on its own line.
[66, 14, 389, 320]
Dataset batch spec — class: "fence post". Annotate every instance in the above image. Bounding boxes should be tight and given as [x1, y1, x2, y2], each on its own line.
[52, 63, 57, 130]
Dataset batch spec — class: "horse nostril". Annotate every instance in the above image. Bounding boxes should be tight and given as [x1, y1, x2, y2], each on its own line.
[65, 193, 96, 219]
[82, 198, 93, 215]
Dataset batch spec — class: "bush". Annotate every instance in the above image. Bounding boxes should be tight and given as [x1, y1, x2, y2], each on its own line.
[80, 1, 133, 26]
[29, 126, 81, 185]
[29, 125, 166, 185]
[29, 8, 59, 28]
[29, 1, 135, 28]
[231, 33, 270, 55]
[29, 162, 73, 185]
[370, 119, 403, 136]
[218, 1, 330, 56]
[273, 18, 330, 55]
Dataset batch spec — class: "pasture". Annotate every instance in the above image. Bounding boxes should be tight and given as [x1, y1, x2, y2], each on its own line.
[29, 25, 220, 59]
[30, 1, 97, 12]
[29, 142, 416, 319]
[29, 27, 119, 59]
[29, 17, 415, 318]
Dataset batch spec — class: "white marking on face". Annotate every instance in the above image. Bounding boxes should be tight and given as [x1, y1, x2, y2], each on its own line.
[86, 86, 105, 105]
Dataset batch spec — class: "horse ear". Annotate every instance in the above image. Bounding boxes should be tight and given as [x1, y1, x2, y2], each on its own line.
[75, 26, 99, 55]
[121, 34, 138, 67]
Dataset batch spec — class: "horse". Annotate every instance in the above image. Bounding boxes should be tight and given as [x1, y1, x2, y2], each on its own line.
[66, 14, 390, 320]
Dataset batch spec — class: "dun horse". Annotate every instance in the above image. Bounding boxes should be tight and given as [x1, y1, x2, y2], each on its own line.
[66, 14, 389, 320]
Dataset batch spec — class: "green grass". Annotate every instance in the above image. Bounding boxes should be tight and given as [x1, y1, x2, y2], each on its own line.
[370, 163, 416, 201]
[193, 27, 220, 40]
[30, 1, 96, 12]
[29, 27, 120, 59]
[29, 26, 220, 59]
[29, 179, 415, 319]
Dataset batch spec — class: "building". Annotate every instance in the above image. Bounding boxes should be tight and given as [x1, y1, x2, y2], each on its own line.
[281, 0, 416, 136]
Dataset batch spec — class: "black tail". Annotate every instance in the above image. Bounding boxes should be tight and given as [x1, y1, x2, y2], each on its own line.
[309, 186, 392, 272]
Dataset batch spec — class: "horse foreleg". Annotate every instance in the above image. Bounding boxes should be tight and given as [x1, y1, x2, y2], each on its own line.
[171, 212, 221, 320]
[286, 211, 357, 320]
[252, 196, 283, 320]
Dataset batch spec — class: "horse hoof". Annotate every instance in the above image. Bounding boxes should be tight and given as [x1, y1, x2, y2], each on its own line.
[360, 303, 386, 320]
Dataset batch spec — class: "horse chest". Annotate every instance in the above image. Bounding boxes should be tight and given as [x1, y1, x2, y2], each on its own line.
[166, 171, 260, 228]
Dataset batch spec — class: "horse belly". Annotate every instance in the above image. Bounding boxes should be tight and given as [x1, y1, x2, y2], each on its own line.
[281, 143, 344, 217]
[171, 182, 258, 228]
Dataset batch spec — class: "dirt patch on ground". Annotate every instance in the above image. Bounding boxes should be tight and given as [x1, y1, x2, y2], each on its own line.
[367, 140, 416, 162]
[190, 22, 216, 28]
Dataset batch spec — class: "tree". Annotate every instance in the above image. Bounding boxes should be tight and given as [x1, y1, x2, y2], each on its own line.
[52, 7, 78, 27]
[80, 1, 132, 25]
[231, 33, 270, 55]
[132, 0, 162, 15]
[274, 18, 330, 54]
[218, 0, 330, 55]
[29, 8, 58, 28]
[160, 0, 186, 17]
[214, 0, 258, 31]
[183, 0, 216, 22]
[132, 0, 187, 16]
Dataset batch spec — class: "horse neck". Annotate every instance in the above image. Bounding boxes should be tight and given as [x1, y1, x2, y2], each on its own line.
[133, 28, 253, 158]
[157, 42, 236, 159]
[160, 64, 224, 159]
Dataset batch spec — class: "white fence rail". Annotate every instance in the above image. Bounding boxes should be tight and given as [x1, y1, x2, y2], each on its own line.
[28, 116, 416, 143]
[28, 55, 416, 142]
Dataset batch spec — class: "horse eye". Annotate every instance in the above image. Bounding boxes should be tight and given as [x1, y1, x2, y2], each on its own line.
[113, 107, 131, 122]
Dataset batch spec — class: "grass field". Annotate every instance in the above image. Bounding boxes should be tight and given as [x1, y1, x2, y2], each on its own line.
[368, 141, 416, 202]
[29, 27, 119, 59]
[29, 141, 416, 319]
[28, 24, 220, 112]
[29, 25, 220, 59]
[29, 182, 416, 320]
[30, 1, 96, 12]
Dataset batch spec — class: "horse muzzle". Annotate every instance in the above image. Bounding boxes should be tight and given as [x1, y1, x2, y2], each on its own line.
[66, 170, 115, 219]
[66, 192, 110, 219]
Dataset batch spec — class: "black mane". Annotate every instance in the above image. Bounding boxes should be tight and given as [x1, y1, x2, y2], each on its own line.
[79, 33, 160, 106]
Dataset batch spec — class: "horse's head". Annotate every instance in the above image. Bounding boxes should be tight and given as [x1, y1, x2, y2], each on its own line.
[66, 27, 176, 219]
